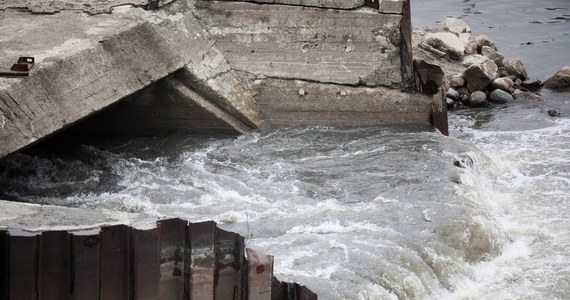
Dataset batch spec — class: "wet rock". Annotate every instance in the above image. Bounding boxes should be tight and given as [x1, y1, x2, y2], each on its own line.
[491, 77, 512, 92]
[464, 58, 498, 92]
[443, 18, 472, 34]
[489, 89, 514, 104]
[512, 89, 541, 102]
[469, 91, 487, 107]
[449, 74, 466, 87]
[544, 66, 570, 88]
[446, 88, 461, 100]
[475, 35, 497, 52]
[425, 32, 465, 60]
[548, 109, 561, 117]
[461, 94, 470, 105]
[481, 45, 504, 67]
[521, 80, 544, 91]
[505, 58, 528, 80]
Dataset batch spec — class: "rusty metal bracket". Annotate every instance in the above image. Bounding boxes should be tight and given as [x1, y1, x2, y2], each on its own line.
[0, 57, 35, 77]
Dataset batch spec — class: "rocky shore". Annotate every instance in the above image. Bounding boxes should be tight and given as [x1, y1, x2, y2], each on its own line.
[413, 18, 570, 111]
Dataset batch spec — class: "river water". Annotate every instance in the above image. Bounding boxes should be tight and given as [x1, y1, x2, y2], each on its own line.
[1, 1, 569, 299]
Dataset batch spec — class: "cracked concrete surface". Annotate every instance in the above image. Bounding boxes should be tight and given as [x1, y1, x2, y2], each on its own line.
[0, 0, 153, 14]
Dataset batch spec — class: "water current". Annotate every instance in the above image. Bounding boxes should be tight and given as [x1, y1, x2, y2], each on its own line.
[0, 0, 569, 299]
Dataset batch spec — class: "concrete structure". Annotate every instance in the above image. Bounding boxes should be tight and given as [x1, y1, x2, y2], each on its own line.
[0, 0, 444, 159]
[0, 200, 317, 299]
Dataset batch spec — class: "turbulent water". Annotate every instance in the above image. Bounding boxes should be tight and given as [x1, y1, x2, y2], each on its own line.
[1, 1, 569, 299]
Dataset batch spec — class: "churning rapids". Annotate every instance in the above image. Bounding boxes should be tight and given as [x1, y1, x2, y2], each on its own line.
[0, 0, 569, 299]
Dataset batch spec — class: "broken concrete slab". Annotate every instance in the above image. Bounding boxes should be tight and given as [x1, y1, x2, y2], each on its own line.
[0, 2, 263, 158]
[194, 1, 406, 87]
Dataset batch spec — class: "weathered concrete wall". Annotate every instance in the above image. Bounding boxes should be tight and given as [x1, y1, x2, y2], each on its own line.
[0, 0, 443, 159]
[253, 79, 432, 126]
[195, 1, 406, 87]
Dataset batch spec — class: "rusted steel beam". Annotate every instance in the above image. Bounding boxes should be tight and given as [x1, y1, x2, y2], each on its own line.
[133, 228, 160, 300]
[8, 233, 39, 300]
[215, 227, 245, 300]
[0, 231, 7, 300]
[100, 225, 132, 300]
[71, 231, 101, 300]
[414, 59, 448, 135]
[157, 218, 188, 300]
[247, 248, 273, 300]
[400, 0, 414, 84]
[0, 57, 34, 77]
[189, 221, 216, 300]
[39, 231, 71, 300]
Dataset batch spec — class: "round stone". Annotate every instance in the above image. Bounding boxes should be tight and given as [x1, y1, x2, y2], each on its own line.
[446, 88, 461, 100]
[469, 91, 487, 107]
[491, 78, 511, 92]
[489, 89, 514, 104]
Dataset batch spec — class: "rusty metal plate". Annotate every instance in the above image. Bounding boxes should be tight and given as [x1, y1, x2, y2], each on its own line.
[0, 56, 34, 77]
[8, 234, 39, 300]
[71, 232, 101, 300]
[100, 225, 132, 300]
[431, 86, 449, 136]
[215, 227, 245, 300]
[39, 231, 71, 300]
[133, 228, 160, 300]
[247, 248, 273, 300]
[189, 221, 216, 300]
[158, 218, 187, 300]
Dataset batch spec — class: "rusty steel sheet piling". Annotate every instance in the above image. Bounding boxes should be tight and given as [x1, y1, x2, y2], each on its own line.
[247, 248, 273, 300]
[158, 218, 187, 299]
[71, 231, 101, 300]
[0, 231, 7, 300]
[133, 228, 160, 300]
[0, 218, 317, 299]
[8, 233, 39, 299]
[100, 225, 132, 300]
[39, 231, 71, 300]
[215, 227, 246, 299]
[189, 220, 217, 300]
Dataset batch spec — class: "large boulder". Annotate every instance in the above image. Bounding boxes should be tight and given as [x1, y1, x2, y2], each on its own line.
[544, 66, 570, 88]
[491, 77, 512, 92]
[463, 57, 498, 92]
[443, 18, 472, 34]
[425, 32, 465, 60]
[459, 33, 478, 55]
[462, 54, 489, 68]
[481, 46, 504, 67]
[505, 58, 528, 80]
